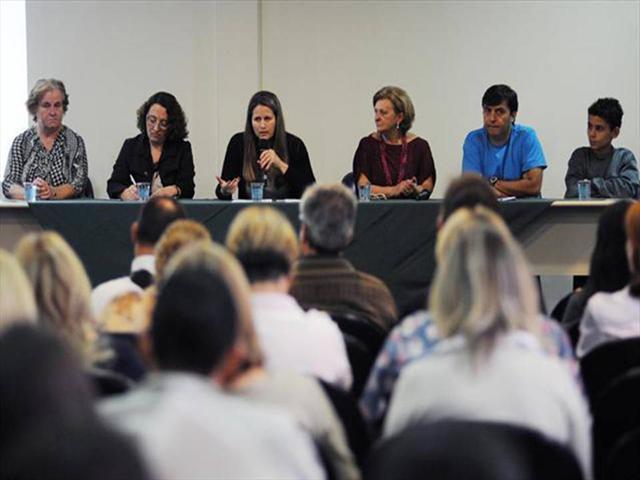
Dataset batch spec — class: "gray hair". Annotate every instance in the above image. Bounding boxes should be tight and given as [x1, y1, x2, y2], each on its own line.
[26, 78, 69, 122]
[430, 207, 540, 356]
[300, 183, 357, 252]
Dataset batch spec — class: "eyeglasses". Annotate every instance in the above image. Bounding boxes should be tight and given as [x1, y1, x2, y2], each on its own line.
[146, 115, 169, 130]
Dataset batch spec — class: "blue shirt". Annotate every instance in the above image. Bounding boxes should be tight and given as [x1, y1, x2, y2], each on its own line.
[462, 123, 547, 180]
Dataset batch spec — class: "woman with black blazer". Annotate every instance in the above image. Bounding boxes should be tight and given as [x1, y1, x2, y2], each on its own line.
[107, 92, 195, 199]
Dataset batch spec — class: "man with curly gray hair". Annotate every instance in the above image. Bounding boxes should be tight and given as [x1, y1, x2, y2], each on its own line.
[291, 183, 398, 331]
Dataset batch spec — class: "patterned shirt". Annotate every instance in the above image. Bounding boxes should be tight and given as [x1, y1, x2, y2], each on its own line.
[359, 310, 579, 429]
[2, 125, 88, 197]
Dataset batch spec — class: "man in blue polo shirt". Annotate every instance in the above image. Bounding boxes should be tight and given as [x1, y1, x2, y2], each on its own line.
[462, 84, 547, 198]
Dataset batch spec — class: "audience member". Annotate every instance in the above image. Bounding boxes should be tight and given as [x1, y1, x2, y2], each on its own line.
[0, 324, 151, 480]
[577, 201, 640, 356]
[216, 90, 315, 200]
[98, 291, 149, 382]
[2, 78, 88, 200]
[562, 201, 632, 346]
[353, 86, 436, 199]
[15, 231, 102, 363]
[360, 176, 575, 431]
[565, 98, 639, 199]
[226, 206, 352, 389]
[383, 207, 591, 478]
[0, 249, 37, 330]
[91, 196, 185, 318]
[100, 243, 324, 479]
[107, 91, 195, 200]
[165, 240, 360, 480]
[290, 183, 398, 331]
[462, 84, 546, 198]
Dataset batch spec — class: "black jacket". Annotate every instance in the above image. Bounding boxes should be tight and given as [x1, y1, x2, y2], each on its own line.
[107, 134, 195, 199]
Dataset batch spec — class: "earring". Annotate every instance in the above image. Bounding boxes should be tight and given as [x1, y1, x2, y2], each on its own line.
[396, 122, 400, 130]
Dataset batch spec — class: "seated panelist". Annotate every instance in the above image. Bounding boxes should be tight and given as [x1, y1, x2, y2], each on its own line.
[462, 84, 546, 198]
[216, 90, 315, 200]
[2, 78, 88, 200]
[564, 97, 639, 199]
[353, 86, 436, 199]
[107, 92, 195, 200]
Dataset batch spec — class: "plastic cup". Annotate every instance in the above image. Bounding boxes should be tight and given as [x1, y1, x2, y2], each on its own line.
[358, 183, 371, 202]
[250, 182, 264, 201]
[24, 182, 38, 202]
[577, 179, 591, 200]
[136, 182, 150, 202]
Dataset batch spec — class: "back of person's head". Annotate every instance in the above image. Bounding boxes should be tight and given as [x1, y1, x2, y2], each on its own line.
[162, 240, 263, 369]
[300, 183, 357, 253]
[482, 84, 518, 114]
[430, 207, 539, 355]
[0, 324, 96, 448]
[0, 249, 37, 331]
[588, 97, 623, 130]
[135, 196, 186, 246]
[14, 231, 97, 360]
[584, 200, 632, 299]
[152, 245, 242, 376]
[625, 202, 640, 297]
[3, 422, 152, 480]
[440, 173, 500, 225]
[154, 219, 211, 283]
[226, 206, 299, 283]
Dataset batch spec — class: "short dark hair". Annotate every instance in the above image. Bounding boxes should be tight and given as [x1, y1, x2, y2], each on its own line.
[136, 91, 189, 142]
[136, 196, 186, 246]
[152, 266, 238, 375]
[0, 325, 96, 448]
[588, 98, 623, 129]
[482, 84, 518, 114]
[441, 173, 500, 223]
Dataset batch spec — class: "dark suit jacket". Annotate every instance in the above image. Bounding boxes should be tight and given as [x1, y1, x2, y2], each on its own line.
[107, 133, 195, 198]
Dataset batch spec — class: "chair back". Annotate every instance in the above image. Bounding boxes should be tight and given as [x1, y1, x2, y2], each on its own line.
[593, 368, 640, 478]
[580, 337, 640, 409]
[319, 379, 372, 469]
[605, 428, 640, 480]
[364, 420, 583, 480]
[330, 312, 387, 357]
[87, 367, 134, 397]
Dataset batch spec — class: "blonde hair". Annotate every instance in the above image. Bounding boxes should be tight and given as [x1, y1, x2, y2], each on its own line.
[163, 240, 263, 367]
[430, 207, 540, 355]
[154, 219, 211, 284]
[225, 206, 299, 281]
[0, 249, 38, 331]
[625, 201, 640, 296]
[14, 232, 99, 362]
[373, 85, 416, 134]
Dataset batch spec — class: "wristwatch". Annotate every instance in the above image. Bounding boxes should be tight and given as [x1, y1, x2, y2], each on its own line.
[489, 176, 499, 187]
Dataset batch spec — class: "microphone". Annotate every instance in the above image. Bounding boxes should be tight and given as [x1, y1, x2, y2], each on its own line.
[256, 139, 270, 182]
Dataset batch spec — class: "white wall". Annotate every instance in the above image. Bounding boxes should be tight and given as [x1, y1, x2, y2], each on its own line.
[26, 0, 258, 199]
[262, 0, 640, 197]
[23, 0, 639, 199]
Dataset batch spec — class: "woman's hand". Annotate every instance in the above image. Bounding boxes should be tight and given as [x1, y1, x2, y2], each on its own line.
[120, 184, 139, 201]
[393, 178, 418, 198]
[216, 176, 240, 196]
[33, 178, 54, 199]
[258, 149, 288, 175]
[151, 185, 180, 198]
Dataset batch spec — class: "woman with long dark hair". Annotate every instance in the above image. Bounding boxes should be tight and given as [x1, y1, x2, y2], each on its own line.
[216, 91, 315, 200]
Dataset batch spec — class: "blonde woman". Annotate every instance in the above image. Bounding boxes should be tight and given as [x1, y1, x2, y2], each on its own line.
[15, 232, 99, 363]
[384, 208, 592, 478]
[0, 249, 38, 330]
[226, 206, 352, 389]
